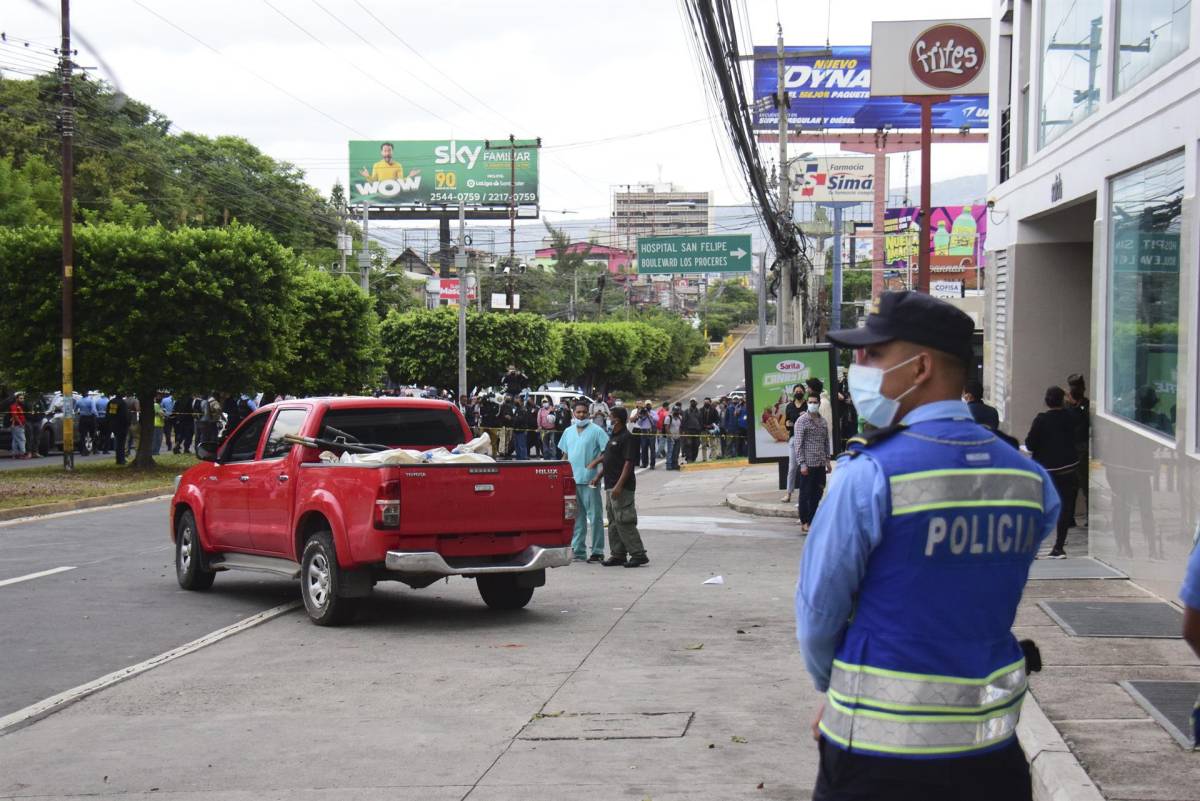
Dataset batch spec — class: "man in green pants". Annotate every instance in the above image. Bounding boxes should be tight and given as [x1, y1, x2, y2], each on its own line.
[557, 399, 608, 562]
[593, 406, 649, 568]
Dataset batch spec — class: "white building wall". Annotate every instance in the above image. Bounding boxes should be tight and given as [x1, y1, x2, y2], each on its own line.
[987, 0, 1200, 601]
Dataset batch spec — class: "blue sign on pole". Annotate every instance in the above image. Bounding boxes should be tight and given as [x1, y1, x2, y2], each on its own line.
[752, 46, 988, 131]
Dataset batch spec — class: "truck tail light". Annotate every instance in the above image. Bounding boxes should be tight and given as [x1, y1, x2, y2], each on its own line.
[563, 477, 577, 520]
[374, 479, 401, 529]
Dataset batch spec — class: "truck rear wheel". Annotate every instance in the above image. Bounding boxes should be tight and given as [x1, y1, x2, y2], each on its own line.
[300, 531, 357, 626]
[477, 574, 534, 610]
[175, 510, 215, 591]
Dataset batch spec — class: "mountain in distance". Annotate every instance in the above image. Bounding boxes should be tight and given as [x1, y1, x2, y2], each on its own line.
[370, 174, 988, 260]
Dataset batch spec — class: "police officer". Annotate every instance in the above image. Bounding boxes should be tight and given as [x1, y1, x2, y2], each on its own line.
[796, 291, 1061, 801]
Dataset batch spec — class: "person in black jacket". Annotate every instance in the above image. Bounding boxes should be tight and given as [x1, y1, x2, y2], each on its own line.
[1025, 386, 1078, 559]
[680, 399, 703, 464]
[963, 379, 1000, 430]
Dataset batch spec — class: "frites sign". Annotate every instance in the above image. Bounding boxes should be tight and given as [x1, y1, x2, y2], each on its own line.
[909, 24, 986, 90]
[870, 19, 990, 97]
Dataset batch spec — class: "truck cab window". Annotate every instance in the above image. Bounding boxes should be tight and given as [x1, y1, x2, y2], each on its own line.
[263, 409, 309, 460]
[319, 407, 467, 448]
[221, 413, 269, 463]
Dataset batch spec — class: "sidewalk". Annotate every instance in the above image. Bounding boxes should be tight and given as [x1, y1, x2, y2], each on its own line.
[725, 462, 1200, 800]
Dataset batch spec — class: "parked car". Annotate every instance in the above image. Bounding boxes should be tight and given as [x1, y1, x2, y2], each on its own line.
[40, 392, 96, 456]
[170, 397, 577, 625]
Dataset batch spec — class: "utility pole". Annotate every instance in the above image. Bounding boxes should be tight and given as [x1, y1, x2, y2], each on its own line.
[456, 202, 468, 401]
[485, 135, 541, 311]
[775, 24, 791, 346]
[358, 202, 370, 293]
[58, 0, 75, 470]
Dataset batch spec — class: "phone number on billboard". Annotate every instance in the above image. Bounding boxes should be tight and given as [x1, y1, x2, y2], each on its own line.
[428, 192, 538, 204]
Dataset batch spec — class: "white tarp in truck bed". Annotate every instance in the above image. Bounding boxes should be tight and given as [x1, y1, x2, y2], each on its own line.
[318, 432, 495, 465]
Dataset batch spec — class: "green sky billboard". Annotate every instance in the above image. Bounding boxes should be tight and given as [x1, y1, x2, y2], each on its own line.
[348, 139, 539, 207]
[743, 345, 838, 463]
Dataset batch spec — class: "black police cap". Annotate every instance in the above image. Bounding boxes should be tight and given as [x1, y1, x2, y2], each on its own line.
[826, 290, 975, 365]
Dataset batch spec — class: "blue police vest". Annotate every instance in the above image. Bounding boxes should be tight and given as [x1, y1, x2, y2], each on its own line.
[819, 417, 1049, 759]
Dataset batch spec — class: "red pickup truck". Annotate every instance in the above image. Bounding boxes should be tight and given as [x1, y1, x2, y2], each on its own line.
[170, 397, 577, 625]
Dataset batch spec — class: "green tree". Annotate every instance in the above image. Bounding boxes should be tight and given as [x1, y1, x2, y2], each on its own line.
[380, 309, 560, 390]
[270, 269, 384, 397]
[0, 223, 296, 467]
[0, 74, 340, 251]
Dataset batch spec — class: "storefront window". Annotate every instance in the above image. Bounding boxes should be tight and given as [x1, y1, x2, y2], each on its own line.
[1108, 152, 1183, 438]
[1116, 0, 1190, 95]
[1040, 0, 1105, 148]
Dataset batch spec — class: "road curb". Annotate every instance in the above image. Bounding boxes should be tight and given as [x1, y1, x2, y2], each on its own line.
[1018, 689, 1105, 801]
[725, 492, 798, 518]
[680, 458, 749, 472]
[0, 488, 172, 523]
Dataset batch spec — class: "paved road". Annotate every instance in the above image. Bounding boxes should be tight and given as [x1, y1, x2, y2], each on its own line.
[0, 499, 296, 719]
[0, 465, 821, 799]
[674, 325, 774, 404]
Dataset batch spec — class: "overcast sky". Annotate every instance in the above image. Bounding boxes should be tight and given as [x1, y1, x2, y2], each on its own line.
[5, 0, 991, 224]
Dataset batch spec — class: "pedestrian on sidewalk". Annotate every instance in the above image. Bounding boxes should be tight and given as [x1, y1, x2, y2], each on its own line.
[794, 392, 830, 532]
[681, 399, 702, 464]
[95, 391, 110, 454]
[963, 378, 1000, 429]
[558, 399, 608, 562]
[1065, 374, 1090, 525]
[107, 391, 130, 465]
[799, 290, 1059, 801]
[1025, 386, 1079, 559]
[783, 386, 808, 502]
[7, 392, 28, 459]
[656, 401, 670, 460]
[592, 406, 647, 568]
[76, 390, 97, 455]
[633, 402, 656, 469]
[665, 404, 682, 470]
[537, 399, 558, 459]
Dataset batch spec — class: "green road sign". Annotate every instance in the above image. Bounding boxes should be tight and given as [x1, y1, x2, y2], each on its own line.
[636, 234, 753, 274]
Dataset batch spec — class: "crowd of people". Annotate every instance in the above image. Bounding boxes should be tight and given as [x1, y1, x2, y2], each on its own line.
[0, 388, 259, 464]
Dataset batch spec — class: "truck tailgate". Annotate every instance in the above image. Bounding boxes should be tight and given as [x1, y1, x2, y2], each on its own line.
[394, 462, 569, 536]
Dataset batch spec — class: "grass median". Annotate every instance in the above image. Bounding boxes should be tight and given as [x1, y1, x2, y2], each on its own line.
[0, 453, 198, 511]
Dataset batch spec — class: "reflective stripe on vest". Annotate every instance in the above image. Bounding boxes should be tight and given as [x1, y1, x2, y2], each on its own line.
[889, 468, 1044, 516]
[822, 659, 1026, 755]
[819, 694, 1024, 757]
[828, 658, 1027, 714]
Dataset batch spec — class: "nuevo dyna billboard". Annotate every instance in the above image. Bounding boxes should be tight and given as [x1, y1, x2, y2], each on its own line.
[751, 45, 987, 130]
[349, 140, 539, 207]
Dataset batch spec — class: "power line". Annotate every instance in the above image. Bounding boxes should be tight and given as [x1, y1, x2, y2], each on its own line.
[307, 0, 475, 116]
[259, 0, 456, 128]
[128, 0, 366, 137]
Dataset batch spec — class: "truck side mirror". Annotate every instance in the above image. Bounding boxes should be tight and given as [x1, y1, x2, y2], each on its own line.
[196, 441, 220, 462]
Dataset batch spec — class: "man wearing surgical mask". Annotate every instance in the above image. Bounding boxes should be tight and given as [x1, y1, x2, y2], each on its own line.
[557, 399, 609, 562]
[795, 291, 1061, 801]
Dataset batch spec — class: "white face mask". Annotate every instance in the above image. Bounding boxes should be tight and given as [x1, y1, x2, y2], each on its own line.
[847, 354, 922, 428]
[807, 403, 820, 414]
[574, 416, 589, 427]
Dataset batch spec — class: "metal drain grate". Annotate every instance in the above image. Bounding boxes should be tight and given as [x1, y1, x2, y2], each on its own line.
[1028, 557, 1126, 580]
[1121, 681, 1198, 749]
[1039, 601, 1182, 638]
[518, 711, 694, 741]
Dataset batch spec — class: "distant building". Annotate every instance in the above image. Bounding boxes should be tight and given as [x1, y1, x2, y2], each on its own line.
[389, 248, 434, 276]
[531, 242, 634, 274]
[611, 183, 711, 248]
